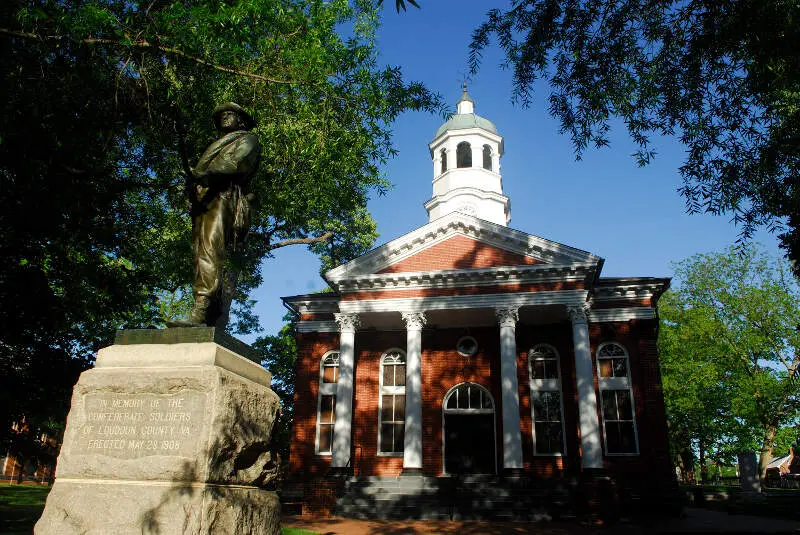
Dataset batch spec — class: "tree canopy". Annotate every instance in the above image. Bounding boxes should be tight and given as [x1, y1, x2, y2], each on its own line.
[469, 0, 800, 272]
[0, 0, 440, 465]
[659, 246, 800, 480]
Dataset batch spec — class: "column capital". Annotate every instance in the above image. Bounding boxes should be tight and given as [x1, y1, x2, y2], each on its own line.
[334, 312, 361, 333]
[567, 304, 590, 324]
[401, 311, 427, 331]
[494, 307, 519, 328]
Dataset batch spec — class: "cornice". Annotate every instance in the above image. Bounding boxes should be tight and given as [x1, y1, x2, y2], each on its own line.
[295, 320, 339, 333]
[592, 281, 669, 301]
[325, 212, 603, 286]
[587, 307, 657, 322]
[337, 289, 589, 314]
[336, 262, 596, 293]
[429, 127, 503, 150]
[282, 295, 339, 315]
[423, 187, 509, 211]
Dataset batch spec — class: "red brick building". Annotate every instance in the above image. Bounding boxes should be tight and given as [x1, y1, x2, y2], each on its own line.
[283, 90, 674, 518]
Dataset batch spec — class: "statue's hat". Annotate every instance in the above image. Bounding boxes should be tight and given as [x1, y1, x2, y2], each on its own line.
[212, 102, 256, 130]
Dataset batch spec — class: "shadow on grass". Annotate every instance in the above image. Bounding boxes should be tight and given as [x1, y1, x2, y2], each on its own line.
[0, 483, 51, 534]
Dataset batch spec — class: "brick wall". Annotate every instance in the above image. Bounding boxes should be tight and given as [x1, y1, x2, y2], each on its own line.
[288, 332, 340, 478]
[290, 319, 672, 490]
[378, 234, 541, 274]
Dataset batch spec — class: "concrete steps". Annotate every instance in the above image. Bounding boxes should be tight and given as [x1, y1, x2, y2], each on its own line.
[334, 475, 575, 521]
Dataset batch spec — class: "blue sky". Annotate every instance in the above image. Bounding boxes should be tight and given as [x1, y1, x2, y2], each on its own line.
[247, 1, 784, 341]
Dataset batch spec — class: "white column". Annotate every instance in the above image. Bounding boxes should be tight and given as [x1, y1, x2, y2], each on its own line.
[568, 305, 603, 469]
[401, 311, 426, 471]
[332, 312, 360, 468]
[496, 307, 523, 470]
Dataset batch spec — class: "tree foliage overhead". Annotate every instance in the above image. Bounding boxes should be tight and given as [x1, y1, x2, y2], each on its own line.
[470, 0, 800, 269]
[0, 0, 440, 461]
[659, 246, 800, 480]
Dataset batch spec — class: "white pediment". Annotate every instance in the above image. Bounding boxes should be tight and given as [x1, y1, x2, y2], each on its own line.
[325, 212, 603, 286]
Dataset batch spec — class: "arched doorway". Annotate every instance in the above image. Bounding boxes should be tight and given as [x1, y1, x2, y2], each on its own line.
[442, 383, 496, 474]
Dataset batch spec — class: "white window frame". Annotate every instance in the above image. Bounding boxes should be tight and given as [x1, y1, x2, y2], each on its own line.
[315, 350, 340, 456]
[596, 342, 639, 456]
[528, 343, 567, 456]
[441, 382, 497, 475]
[378, 348, 407, 457]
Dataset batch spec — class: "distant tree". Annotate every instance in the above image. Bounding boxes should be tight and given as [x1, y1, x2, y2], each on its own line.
[659, 246, 800, 480]
[659, 291, 730, 482]
[253, 318, 298, 461]
[470, 1, 800, 272]
[0, 0, 440, 469]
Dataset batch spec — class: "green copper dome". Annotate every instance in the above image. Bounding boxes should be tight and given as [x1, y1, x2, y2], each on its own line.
[434, 113, 498, 138]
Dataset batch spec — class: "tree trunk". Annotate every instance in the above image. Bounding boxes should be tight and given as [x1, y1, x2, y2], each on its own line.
[758, 424, 779, 482]
[699, 435, 707, 483]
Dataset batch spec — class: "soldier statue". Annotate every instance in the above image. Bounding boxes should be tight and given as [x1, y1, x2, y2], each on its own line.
[171, 102, 261, 327]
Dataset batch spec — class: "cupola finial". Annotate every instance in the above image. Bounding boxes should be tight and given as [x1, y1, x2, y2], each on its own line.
[457, 84, 474, 114]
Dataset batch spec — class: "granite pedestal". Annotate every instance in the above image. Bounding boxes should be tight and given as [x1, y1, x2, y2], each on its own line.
[36, 329, 281, 535]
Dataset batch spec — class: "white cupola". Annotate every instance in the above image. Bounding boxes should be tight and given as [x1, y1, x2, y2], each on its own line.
[425, 86, 509, 226]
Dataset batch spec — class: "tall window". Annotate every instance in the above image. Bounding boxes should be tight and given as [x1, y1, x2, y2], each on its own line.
[440, 149, 447, 174]
[482, 144, 492, 170]
[316, 351, 339, 455]
[379, 350, 406, 455]
[596, 342, 638, 454]
[528, 344, 565, 455]
[456, 142, 472, 168]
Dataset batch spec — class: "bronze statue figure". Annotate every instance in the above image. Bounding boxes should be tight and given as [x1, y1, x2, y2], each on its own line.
[172, 102, 261, 327]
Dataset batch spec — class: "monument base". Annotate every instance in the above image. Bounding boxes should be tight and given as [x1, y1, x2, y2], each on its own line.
[38, 480, 279, 534]
[35, 329, 281, 535]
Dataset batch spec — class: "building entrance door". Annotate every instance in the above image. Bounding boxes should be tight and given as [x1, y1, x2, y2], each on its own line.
[442, 383, 496, 474]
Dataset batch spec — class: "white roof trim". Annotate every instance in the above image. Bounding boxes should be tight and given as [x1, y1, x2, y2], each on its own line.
[593, 282, 665, 301]
[587, 308, 656, 322]
[429, 127, 503, 149]
[423, 187, 509, 211]
[337, 289, 589, 314]
[325, 212, 602, 285]
[337, 263, 595, 293]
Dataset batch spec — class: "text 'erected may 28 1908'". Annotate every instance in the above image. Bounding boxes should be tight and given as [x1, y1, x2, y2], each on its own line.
[74, 392, 205, 458]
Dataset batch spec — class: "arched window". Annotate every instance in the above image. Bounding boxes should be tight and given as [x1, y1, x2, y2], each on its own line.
[444, 382, 494, 411]
[316, 351, 340, 455]
[596, 342, 638, 455]
[528, 344, 565, 455]
[379, 349, 406, 455]
[456, 142, 472, 168]
[440, 149, 447, 174]
[482, 145, 492, 170]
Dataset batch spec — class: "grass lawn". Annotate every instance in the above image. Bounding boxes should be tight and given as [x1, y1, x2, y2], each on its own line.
[0, 483, 51, 534]
[0, 483, 316, 534]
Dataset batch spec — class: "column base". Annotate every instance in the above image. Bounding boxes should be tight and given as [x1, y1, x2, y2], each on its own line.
[327, 467, 351, 478]
[502, 468, 525, 478]
[580, 470, 619, 527]
[400, 468, 423, 476]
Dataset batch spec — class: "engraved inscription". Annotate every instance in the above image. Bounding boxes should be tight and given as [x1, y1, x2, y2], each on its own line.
[74, 392, 205, 458]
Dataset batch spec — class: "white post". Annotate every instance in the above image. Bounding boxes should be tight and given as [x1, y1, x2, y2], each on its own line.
[332, 312, 360, 469]
[401, 312, 426, 472]
[568, 305, 603, 469]
[496, 307, 523, 470]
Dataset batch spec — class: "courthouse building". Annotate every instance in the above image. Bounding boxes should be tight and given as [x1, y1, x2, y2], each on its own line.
[283, 89, 674, 517]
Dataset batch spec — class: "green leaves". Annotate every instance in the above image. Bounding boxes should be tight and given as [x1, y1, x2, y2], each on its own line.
[0, 0, 441, 464]
[659, 245, 800, 476]
[470, 0, 800, 270]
